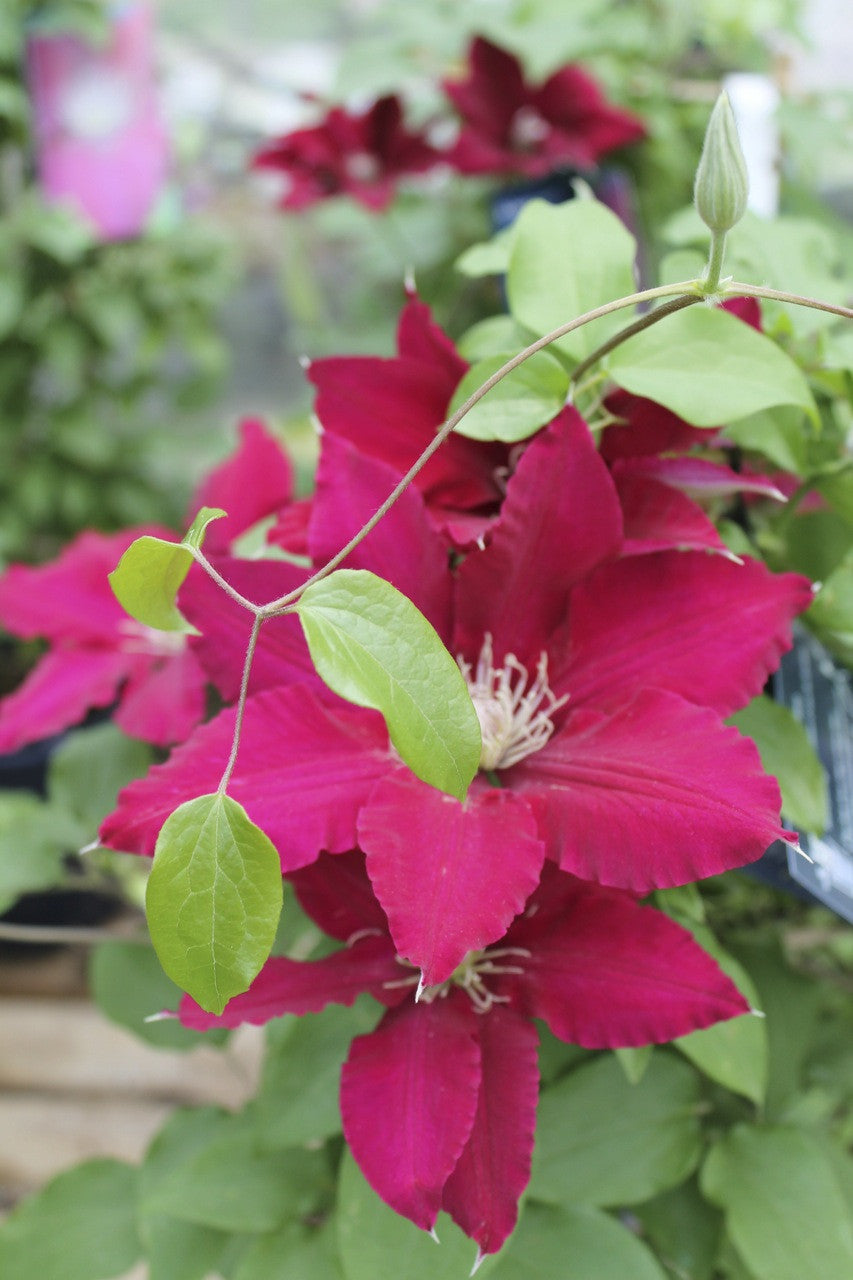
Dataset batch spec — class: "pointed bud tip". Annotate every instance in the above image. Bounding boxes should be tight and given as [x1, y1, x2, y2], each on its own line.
[694, 91, 749, 234]
[470, 1247, 487, 1276]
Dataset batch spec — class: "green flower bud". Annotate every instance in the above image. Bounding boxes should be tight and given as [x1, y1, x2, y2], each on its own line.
[694, 92, 749, 234]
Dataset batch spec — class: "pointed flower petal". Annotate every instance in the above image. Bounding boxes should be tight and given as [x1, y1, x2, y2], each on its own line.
[0, 648, 131, 752]
[187, 418, 293, 554]
[613, 472, 734, 557]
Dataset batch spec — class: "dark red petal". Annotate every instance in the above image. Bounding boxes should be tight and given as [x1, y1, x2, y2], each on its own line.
[341, 995, 481, 1232]
[179, 935, 403, 1030]
[0, 647, 130, 753]
[613, 471, 734, 557]
[289, 850, 390, 940]
[510, 689, 788, 891]
[308, 434, 451, 636]
[563, 552, 811, 717]
[442, 1007, 539, 1255]
[187, 418, 293, 554]
[454, 409, 622, 669]
[502, 873, 749, 1046]
[599, 390, 709, 462]
[614, 455, 786, 502]
[100, 684, 391, 863]
[359, 771, 544, 987]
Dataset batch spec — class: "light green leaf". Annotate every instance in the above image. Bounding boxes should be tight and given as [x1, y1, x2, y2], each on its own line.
[807, 558, 853, 667]
[701, 1126, 853, 1280]
[606, 305, 818, 426]
[456, 315, 534, 362]
[0, 1159, 141, 1280]
[729, 694, 827, 834]
[296, 569, 481, 800]
[722, 406, 811, 476]
[336, 1149, 495, 1280]
[490, 1203, 668, 1280]
[108, 506, 225, 633]
[146, 794, 282, 1015]
[530, 1052, 702, 1207]
[0, 792, 82, 912]
[614, 1044, 654, 1084]
[456, 226, 516, 277]
[450, 349, 568, 442]
[48, 722, 153, 831]
[506, 198, 638, 361]
[234, 1222, 343, 1280]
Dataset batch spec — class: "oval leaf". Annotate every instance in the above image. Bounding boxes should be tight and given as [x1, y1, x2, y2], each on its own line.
[606, 305, 818, 426]
[296, 569, 481, 800]
[108, 507, 226, 633]
[450, 350, 569, 443]
[489, 1203, 668, 1280]
[146, 793, 283, 1015]
[729, 694, 827, 834]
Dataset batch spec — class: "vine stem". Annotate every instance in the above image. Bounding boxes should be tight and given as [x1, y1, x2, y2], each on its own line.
[217, 612, 263, 794]
[190, 548, 261, 615]
[725, 283, 853, 321]
[568, 293, 703, 391]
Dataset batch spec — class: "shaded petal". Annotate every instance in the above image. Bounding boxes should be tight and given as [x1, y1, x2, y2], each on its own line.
[613, 471, 735, 558]
[179, 935, 403, 1030]
[0, 647, 131, 752]
[115, 648, 207, 747]
[599, 389, 710, 462]
[502, 870, 749, 1046]
[454, 409, 622, 669]
[100, 684, 391, 864]
[308, 434, 451, 635]
[341, 995, 481, 1232]
[187, 417, 293, 554]
[614, 455, 786, 503]
[562, 552, 811, 716]
[289, 849, 390, 940]
[442, 1007, 539, 1255]
[510, 689, 788, 891]
[359, 770, 544, 986]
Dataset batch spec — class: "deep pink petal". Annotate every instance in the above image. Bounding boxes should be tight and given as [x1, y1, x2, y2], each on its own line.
[502, 869, 749, 1045]
[563, 552, 811, 716]
[454, 409, 622, 669]
[341, 995, 481, 1232]
[614, 455, 786, 502]
[115, 647, 207, 747]
[510, 689, 788, 891]
[599, 390, 710, 462]
[181, 559, 315, 700]
[187, 418, 294, 553]
[722, 295, 762, 329]
[442, 1007, 539, 1255]
[396, 291, 469, 376]
[308, 434, 451, 636]
[100, 684, 391, 863]
[288, 850, 390, 940]
[179, 935, 403, 1030]
[0, 647, 131, 751]
[613, 472, 734, 557]
[359, 771, 544, 987]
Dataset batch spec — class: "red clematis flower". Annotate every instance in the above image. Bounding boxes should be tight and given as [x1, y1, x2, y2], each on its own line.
[179, 849, 749, 1258]
[442, 37, 646, 179]
[253, 95, 441, 212]
[0, 418, 293, 750]
[102, 411, 809, 983]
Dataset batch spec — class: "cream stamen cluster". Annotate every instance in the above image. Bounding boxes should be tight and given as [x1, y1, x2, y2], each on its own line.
[385, 947, 531, 1013]
[118, 619, 188, 658]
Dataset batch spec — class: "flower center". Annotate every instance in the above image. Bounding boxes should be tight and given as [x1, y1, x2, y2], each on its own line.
[509, 105, 550, 152]
[118, 619, 187, 659]
[458, 634, 568, 771]
[344, 150, 382, 184]
[384, 946, 531, 1013]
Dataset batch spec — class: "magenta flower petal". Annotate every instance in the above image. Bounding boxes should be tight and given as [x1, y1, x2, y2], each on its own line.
[442, 1006, 539, 1256]
[614, 471, 734, 558]
[100, 685, 391, 862]
[308, 434, 452, 634]
[563, 552, 812, 717]
[599, 389, 711, 462]
[0, 647, 132, 752]
[359, 771, 544, 986]
[187, 417, 294, 554]
[289, 850, 392, 941]
[615, 455, 786, 503]
[341, 995, 481, 1231]
[179, 935, 403, 1030]
[115, 647, 207, 748]
[511, 689, 788, 891]
[454, 409, 622, 668]
[502, 870, 749, 1046]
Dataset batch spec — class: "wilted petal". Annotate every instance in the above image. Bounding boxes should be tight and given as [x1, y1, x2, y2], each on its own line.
[179, 936, 403, 1030]
[0, 647, 131, 752]
[359, 770, 544, 986]
[511, 689, 788, 891]
[454, 410, 622, 669]
[289, 849, 391, 940]
[442, 1006, 539, 1255]
[100, 684, 391, 862]
[341, 995, 481, 1232]
[562, 552, 811, 716]
[188, 418, 293, 554]
[502, 870, 749, 1045]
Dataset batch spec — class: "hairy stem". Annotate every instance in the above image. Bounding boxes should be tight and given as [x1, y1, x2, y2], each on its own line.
[190, 548, 262, 616]
[703, 229, 728, 293]
[724, 283, 853, 321]
[218, 613, 263, 794]
[569, 293, 703, 390]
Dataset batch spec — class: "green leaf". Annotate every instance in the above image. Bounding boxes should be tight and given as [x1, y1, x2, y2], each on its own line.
[606, 306, 818, 426]
[615, 1044, 653, 1084]
[296, 569, 481, 800]
[729, 695, 827, 834]
[145, 794, 283, 1015]
[455, 226, 516, 277]
[256, 999, 376, 1148]
[336, 1149, 494, 1280]
[632, 1179, 722, 1280]
[456, 315, 535, 362]
[506, 198, 638, 361]
[530, 1051, 703, 1207]
[234, 1222, 343, 1280]
[108, 506, 225, 633]
[723, 406, 811, 475]
[807, 557, 853, 666]
[48, 722, 153, 831]
[142, 1109, 329, 1234]
[489, 1203, 668, 1280]
[89, 940, 228, 1050]
[0, 1159, 141, 1280]
[0, 792, 81, 912]
[701, 1126, 853, 1280]
[450, 349, 568, 443]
